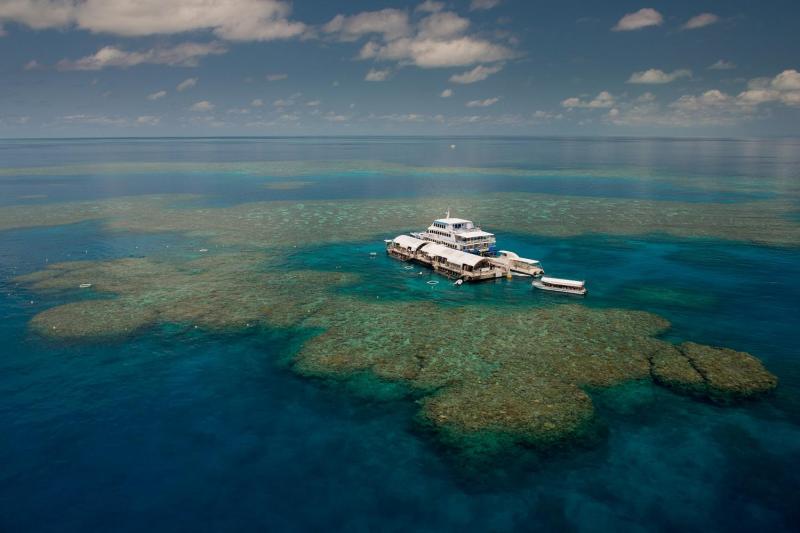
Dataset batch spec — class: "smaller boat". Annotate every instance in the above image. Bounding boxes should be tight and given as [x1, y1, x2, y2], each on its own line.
[532, 276, 587, 296]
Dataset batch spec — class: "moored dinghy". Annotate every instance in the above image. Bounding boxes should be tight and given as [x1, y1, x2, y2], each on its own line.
[533, 276, 587, 296]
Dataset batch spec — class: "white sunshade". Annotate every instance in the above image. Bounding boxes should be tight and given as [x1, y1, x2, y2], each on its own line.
[420, 243, 488, 267]
[392, 235, 428, 250]
[541, 276, 585, 288]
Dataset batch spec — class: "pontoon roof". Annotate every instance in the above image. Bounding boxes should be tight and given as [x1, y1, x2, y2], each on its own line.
[392, 235, 428, 250]
[541, 276, 585, 288]
[420, 243, 488, 267]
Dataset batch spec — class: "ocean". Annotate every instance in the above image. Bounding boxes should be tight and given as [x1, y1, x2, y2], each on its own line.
[1, 137, 799, 532]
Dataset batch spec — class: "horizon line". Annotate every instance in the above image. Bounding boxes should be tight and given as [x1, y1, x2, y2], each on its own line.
[2, 134, 799, 142]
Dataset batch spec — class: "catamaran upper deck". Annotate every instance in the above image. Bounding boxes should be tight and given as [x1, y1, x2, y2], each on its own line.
[412, 211, 497, 255]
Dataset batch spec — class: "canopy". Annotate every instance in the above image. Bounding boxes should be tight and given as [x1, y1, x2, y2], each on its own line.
[420, 243, 487, 267]
[541, 276, 584, 288]
[392, 235, 428, 251]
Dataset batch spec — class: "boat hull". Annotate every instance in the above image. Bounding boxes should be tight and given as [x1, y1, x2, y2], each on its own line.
[532, 280, 587, 296]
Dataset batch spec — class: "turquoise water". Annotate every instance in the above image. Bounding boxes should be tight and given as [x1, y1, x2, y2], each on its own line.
[1, 137, 800, 531]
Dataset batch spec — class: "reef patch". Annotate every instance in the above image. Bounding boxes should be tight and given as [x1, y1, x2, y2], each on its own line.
[1, 192, 799, 247]
[15, 254, 779, 455]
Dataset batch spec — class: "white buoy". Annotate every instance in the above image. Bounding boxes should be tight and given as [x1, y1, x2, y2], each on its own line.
[79, 283, 92, 288]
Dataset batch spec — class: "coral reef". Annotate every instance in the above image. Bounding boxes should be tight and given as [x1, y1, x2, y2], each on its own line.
[17, 253, 356, 339]
[294, 301, 777, 449]
[650, 342, 777, 403]
[1, 192, 799, 247]
[263, 180, 316, 190]
[16, 253, 778, 452]
[2, 159, 796, 196]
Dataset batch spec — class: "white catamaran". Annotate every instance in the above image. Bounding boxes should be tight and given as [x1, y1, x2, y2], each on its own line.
[411, 210, 497, 255]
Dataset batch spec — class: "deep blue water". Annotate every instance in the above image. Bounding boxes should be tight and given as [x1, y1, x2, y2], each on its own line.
[1, 137, 799, 532]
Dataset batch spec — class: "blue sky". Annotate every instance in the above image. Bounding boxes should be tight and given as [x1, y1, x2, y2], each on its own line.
[1, 0, 799, 137]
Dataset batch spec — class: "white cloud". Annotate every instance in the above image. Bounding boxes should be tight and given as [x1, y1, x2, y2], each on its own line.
[628, 68, 691, 84]
[361, 35, 514, 68]
[732, 69, 800, 106]
[378, 113, 427, 122]
[470, 0, 501, 11]
[440, 88, 453, 98]
[60, 114, 127, 126]
[672, 89, 731, 111]
[23, 59, 41, 70]
[135, 115, 160, 126]
[780, 92, 800, 107]
[58, 43, 225, 71]
[609, 72, 800, 128]
[449, 64, 502, 84]
[683, 13, 719, 30]
[466, 97, 499, 108]
[147, 90, 167, 100]
[562, 91, 615, 109]
[190, 100, 214, 112]
[531, 110, 562, 122]
[177, 77, 198, 91]
[771, 69, 800, 91]
[250, 98, 264, 107]
[306, 100, 321, 106]
[637, 92, 656, 102]
[365, 68, 390, 81]
[266, 73, 288, 81]
[417, 12, 470, 39]
[328, 7, 515, 69]
[607, 92, 743, 128]
[323, 9, 410, 41]
[324, 112, 349, 122]
[735, 89, 778, 106]
[416, 1, 444, 13]
[0, 1, 73, 29]
[0, 0, 306, 41]
[709, 60, 736, 71]
[612, 8, 663, 31]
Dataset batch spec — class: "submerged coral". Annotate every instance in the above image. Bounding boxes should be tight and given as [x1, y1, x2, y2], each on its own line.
[15, 254, 778, 453]
[263, 180, 316, 190]
[1, 192, 799, 247]
[2, 159, 796, 196]
[294, 300, 777, 450]
[17, 253, 356, 339]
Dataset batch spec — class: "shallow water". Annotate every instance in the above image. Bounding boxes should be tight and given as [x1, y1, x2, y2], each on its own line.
[1, 137, 799, 532]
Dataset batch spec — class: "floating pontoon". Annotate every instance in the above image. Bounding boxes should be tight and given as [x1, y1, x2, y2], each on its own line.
[386, 235, 502, 281]
[385, 211, 552, 284]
